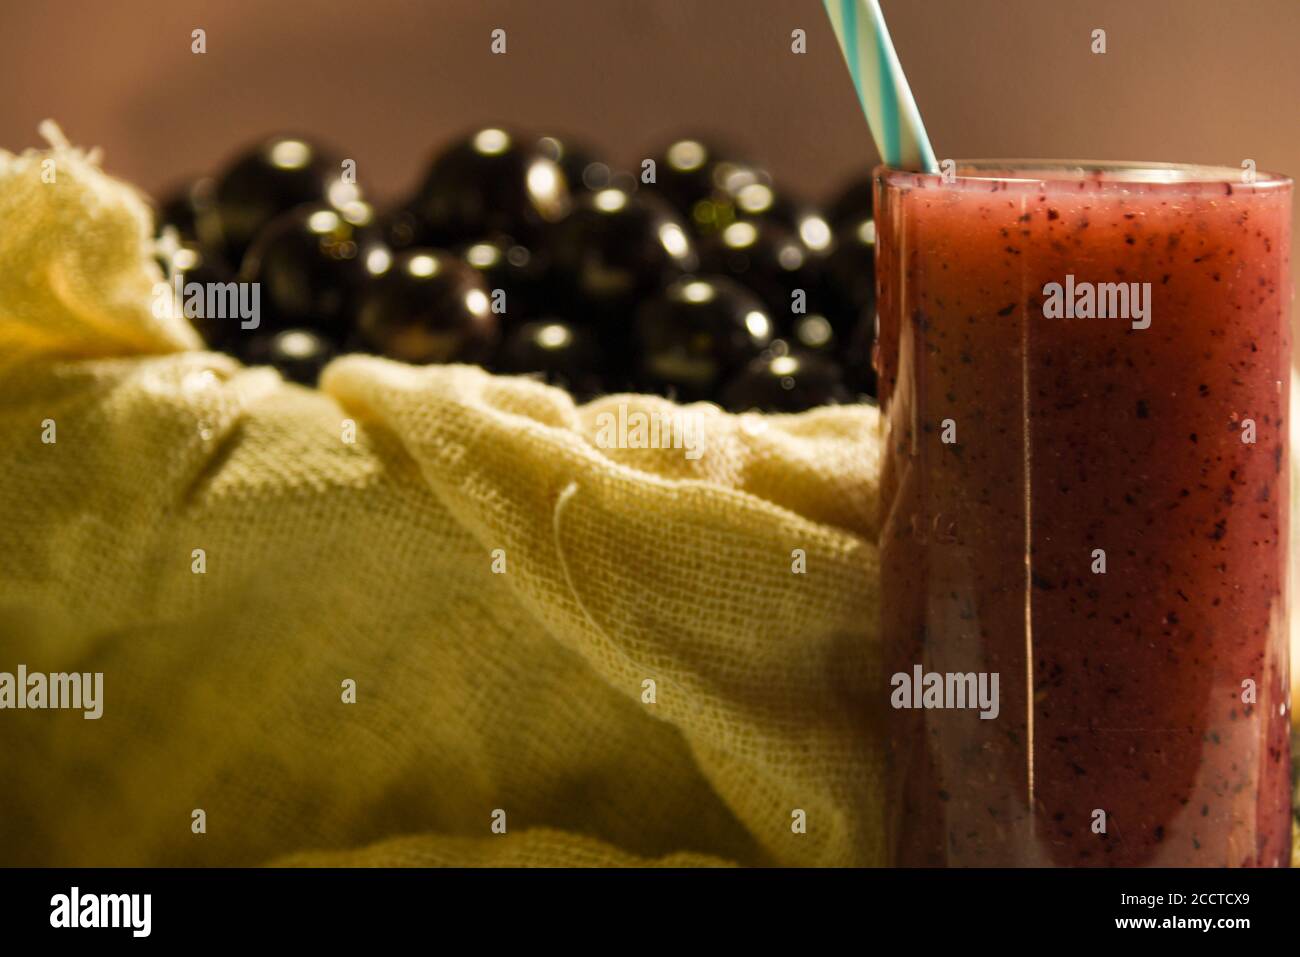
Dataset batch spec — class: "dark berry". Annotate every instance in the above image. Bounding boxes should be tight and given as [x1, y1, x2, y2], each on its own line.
[721, 345, 851, 413]
[457, 236, 547, 328]
[159, 241, 240, 351]
[155, 177, 223, 252]
[840, 310, 879, 399]
[238, 201, 373, 339]
[413, 127, 569, 245]
[790, 312, 838, 353]
[680, 162, 766, 238]
[648, 136, 750, 220]
[634, 276, 773, 402]
[822, 214, 877, 324]
[241, 329, 336, 386]
[548, 188, 697, 322]
[698, 217, 821, 323]
[537, 135, 613, 193]
[374, 205, 425, 252]
[354, 249, 498, 365]
[727, 181, 833, 258]
[495, 318, 603, 400]
[675, 160, 827, 243]
[826, 175, 875, 233]
[212, 135, 356, 264]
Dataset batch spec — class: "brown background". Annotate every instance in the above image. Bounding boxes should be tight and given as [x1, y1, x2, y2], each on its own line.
[2, 0, 1298, 287]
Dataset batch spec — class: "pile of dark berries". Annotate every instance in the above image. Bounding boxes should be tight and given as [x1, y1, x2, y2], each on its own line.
[155, 129, 878, 412]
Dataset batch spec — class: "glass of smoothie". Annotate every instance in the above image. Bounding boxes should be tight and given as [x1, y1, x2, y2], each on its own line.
[874, 161, 1292, 866]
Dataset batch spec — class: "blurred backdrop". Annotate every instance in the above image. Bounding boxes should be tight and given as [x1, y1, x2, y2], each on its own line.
[2, 0, 1298, 290]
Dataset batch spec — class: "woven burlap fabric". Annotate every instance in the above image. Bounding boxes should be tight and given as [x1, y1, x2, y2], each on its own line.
[0, 136, 886, 867]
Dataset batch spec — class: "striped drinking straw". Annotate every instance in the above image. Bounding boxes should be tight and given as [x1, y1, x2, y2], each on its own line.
[822, 0, 938, 173]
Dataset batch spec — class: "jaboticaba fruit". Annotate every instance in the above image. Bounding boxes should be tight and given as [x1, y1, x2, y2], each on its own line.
[721, 343, 850, 413]
[354, 248, 498, 365]
[213, 135, 357, 264]
[634, 275, 773, 402]
[239, 201, 374, 340]
[412, 127, 569, 245]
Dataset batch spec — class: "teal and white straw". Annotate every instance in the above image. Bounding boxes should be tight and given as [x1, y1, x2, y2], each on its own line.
[823, 0, 937, 172]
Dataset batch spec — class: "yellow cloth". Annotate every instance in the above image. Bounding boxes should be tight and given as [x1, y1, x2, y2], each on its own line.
[0, 137, 885, 866]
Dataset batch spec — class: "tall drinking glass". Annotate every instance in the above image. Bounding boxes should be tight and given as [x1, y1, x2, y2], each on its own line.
[875, 161, 1292, 866]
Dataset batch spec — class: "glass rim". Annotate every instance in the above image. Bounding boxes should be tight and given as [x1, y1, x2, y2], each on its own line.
[875, 159, 1291, 191]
